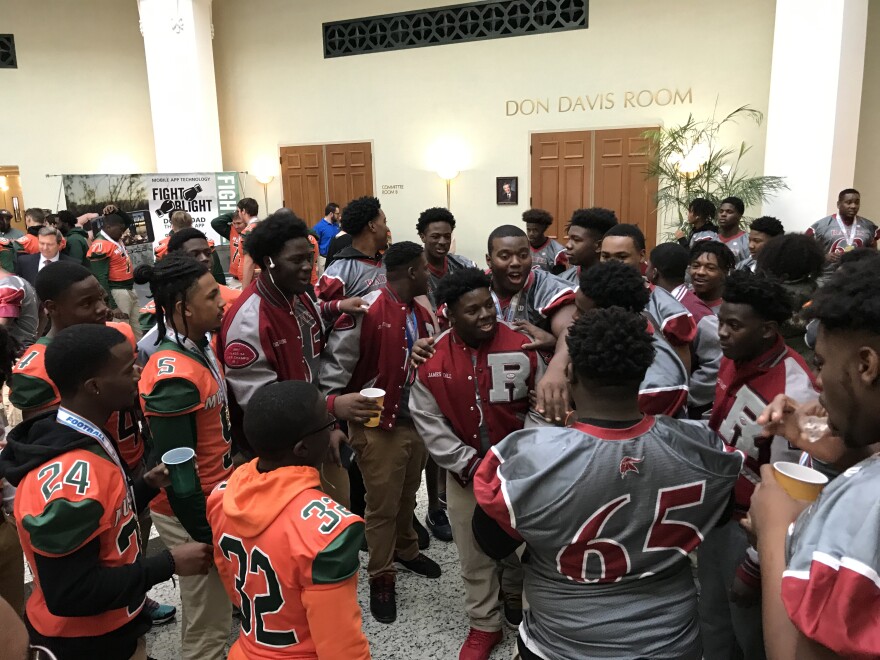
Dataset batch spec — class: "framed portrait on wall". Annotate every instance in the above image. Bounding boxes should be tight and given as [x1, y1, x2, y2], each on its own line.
[496, 177, 518, 205]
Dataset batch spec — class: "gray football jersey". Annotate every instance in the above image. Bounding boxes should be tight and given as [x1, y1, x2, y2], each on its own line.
[481, 417, 741, 659]
[426, 253, 476, 308]
[720, 232, 750, 264]
[492, 270, 575, 331]
[783, 454, 880, 656]
[809, 214, 878, 276]
[315, 252, 386, 303]
[530, 238, 567, 271]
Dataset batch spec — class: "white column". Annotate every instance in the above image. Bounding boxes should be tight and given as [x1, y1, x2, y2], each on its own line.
[762, 0, 868, 231]
[138, 0, 223, 172]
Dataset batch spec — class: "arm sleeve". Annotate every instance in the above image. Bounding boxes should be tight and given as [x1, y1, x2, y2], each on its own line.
[146, 413, 212, 544]
[88, 257, 115, 308]
[131, 477, 160, 515]
[317, 314, 363, 396]
[8, 373, 56, 411]
[210, 251, 226, 285]
[65, 237, 88, 265]
[409, 377, 479, 485]
[660, 312, 697, 346]
[315, 272, 345, 304]
[33, 539, 173, 617]
[210, 213, 233, 240]
[688, 315, 722, 409]
[0, 282, 24, 318]
[302, 576, 371, 659]
[472, 502, 523, 561]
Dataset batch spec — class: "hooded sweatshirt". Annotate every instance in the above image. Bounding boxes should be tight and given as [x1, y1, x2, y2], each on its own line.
[0, 411, 172, 659]
[206, 461, 369, 659]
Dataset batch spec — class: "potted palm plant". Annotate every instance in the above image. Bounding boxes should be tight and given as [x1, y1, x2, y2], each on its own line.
[643, 104, 788, 242]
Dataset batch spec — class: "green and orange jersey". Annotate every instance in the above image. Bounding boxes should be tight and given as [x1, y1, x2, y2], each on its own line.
[16, 443, 144, 638]
[15, 233, 40, 255]
[207, 462, 369, 660]
[140, 340, 233, 518]
[0, 237, 17, 272]
[8, 323, 145, 470]
[229, 223, 255, 281]
[87, 232, 134, 286]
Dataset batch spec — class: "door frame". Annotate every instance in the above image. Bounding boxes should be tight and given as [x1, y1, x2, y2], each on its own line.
[528, 124, 660, 245]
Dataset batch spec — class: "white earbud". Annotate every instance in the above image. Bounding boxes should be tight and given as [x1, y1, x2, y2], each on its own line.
[268, 257, 276, 269]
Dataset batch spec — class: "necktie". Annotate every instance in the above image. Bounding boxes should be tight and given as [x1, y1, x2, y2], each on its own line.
[41, 259, 48, 270]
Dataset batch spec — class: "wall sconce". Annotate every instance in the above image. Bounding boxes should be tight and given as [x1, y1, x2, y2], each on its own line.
[0, 176, 8, 193]
[255, 172, 274, 215]
[436, 167, 459, 210]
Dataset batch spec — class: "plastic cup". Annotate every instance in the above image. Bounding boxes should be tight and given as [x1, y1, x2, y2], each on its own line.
[360, 388, 385, 428]
[772, 461, 829, 502]
[161, 447, 199, 497]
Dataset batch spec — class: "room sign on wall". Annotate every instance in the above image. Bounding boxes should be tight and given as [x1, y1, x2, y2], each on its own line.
[505, 87, 693, 116]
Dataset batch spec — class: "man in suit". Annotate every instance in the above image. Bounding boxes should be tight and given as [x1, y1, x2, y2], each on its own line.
[16, 227, 76, 287]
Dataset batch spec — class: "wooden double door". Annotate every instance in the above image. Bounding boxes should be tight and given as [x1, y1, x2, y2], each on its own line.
[280, 142, 374, 223]
[530, 127, 658, 247]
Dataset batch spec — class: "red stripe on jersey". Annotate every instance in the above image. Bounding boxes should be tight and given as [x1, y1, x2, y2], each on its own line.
[638, 385, 688, 417]
[473, 448, 523, 541]
[659, 312, 697, 346]
[782, 555, 880, 657]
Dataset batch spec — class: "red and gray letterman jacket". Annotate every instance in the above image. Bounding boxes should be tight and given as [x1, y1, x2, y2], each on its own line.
[218, 275, 343, 410]
[319, 287, 435, 430]
[708, 335, 819, 587]
[409, 323, 547, 486]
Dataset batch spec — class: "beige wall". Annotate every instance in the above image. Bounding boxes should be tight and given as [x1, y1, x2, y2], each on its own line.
[214, 0, 776, 262]
[855, 1, 880, 220]
[0, 0, 155, 211]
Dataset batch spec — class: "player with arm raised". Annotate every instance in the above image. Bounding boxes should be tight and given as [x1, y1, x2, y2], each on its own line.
[472, 308, 742, 659]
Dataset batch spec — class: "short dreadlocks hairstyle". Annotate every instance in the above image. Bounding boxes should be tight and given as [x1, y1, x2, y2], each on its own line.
[688, 198, 716, 221]
[568, 207, 618, 237]
[416, 207, 455, 234]
[522, 208, 553, 227]
[341, 196, 381, 236]
[749, 216, 784, 237]
[167, 227, 208, 254]
[567, 308, 656, 387]
[807, 259, 880, 333]
[435, 267, 491, 310]
[721, 270, 793, 324]
[244, 211, 309, 268]
[579, 261, 649, 312]
[755, 233, 824, 282]
[690, 240, 736, 273]
[134, 254, 209, 346]
[383, 241, 423, 274]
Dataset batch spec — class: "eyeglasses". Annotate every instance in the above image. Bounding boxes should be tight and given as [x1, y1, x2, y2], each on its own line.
[301, 415, 337, 438]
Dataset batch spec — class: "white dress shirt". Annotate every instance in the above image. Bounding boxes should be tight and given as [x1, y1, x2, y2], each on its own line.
[39, 253, 60, 271]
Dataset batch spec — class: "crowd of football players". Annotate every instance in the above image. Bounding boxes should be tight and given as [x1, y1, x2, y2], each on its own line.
[0, 188, 878, 660]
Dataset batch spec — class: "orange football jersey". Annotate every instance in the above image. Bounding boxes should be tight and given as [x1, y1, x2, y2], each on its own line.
[140, 342, 233, 517]
[207, 463, 367, 659]
[87, 237, 133, 283]
[16, 233, 39, 254]
[9, 324, 144, 469]
[17, 446, 144, 637]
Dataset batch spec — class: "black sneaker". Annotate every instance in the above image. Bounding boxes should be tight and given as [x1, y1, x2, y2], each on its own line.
[413, 514, 430, 550]
[395, 552, 441, 579]
[370, 574, 397, 623]
[503, 592, 523, 628]
[425, 508, 453, 542]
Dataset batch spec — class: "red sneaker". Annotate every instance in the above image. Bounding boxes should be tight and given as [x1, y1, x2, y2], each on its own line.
[459, 628, 503, 660]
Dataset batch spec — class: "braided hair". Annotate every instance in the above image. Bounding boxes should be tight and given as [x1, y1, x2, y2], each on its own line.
[134, 254, 208, 346]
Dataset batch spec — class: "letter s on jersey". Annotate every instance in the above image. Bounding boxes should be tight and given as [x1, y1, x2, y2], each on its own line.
[487, 352, 531, 403]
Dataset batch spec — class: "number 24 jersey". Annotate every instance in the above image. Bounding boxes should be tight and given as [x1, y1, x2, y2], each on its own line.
[474, 416, 742, 659]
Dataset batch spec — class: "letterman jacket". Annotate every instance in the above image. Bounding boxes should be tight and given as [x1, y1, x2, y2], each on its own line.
[315, 247, 386, 304]
[219, 275, 342, 410]
[409, 323, 547, 486]
[319, 287, 435, 430]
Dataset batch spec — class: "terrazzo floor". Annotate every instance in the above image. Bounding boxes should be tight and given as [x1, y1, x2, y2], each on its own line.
[141, 488, 518, 660]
